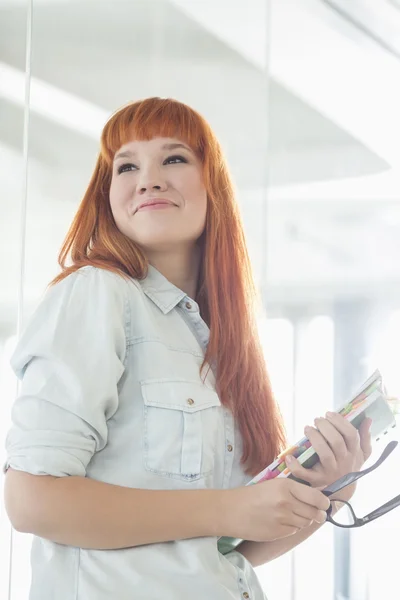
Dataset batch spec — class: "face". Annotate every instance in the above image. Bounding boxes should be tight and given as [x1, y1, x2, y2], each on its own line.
[109, 137, 207, 256]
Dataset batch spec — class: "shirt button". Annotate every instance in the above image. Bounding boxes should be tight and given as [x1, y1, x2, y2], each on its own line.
[227, 444, 233, 452]
[185, 301, 192, 310]
[187, 398, 195, 406]
[243, 593, 250, 599]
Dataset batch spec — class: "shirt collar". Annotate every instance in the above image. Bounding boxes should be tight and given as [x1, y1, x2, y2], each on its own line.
[137, 264, 188, 314]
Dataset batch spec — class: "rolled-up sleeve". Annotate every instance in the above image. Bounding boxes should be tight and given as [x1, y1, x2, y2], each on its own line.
[3, 266, 128, 478]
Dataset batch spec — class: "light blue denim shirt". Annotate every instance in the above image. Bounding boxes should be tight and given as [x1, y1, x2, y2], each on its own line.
[4, 265, 267, 600]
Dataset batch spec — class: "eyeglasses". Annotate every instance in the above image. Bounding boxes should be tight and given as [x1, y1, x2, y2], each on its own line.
[323, 440, 400, 528]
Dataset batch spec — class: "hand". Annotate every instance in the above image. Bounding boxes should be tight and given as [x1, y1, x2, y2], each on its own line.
[285, 413, 372, 501]
[224, 477, 330, 543]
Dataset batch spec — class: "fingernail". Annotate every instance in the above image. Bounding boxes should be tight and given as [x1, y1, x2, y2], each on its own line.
[286, 455, 294, 464]
[326, 412, 335, 418]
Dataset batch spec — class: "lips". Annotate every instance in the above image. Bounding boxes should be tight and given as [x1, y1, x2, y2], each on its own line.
[135, 199, 176, 212]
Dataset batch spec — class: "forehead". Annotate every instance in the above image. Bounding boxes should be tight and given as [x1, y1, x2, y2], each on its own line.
[114, 137, 192, 158]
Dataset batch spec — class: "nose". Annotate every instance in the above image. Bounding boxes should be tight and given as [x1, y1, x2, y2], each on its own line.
[136, 166, 168, 195]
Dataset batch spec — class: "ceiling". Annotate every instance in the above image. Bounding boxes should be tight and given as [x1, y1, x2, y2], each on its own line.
[1, 0, 400, 333]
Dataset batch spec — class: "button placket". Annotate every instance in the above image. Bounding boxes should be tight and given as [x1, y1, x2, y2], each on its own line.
[238, 576, 251, 599]
[222, 408, 235, 488]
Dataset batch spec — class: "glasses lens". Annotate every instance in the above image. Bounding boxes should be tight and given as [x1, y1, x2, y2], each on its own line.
[329, 500, 357, 527]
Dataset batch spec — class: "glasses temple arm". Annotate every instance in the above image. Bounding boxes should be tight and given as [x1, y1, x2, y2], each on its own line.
[323, 441, 398, 497]
[362, 493, 400, 524]
[324, 470, 368, 497]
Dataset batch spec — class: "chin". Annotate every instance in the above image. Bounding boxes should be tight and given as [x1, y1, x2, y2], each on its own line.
[131, 235, 182, 251]
[121, 224, 201, 250]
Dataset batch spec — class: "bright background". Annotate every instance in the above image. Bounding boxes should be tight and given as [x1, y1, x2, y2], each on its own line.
[1, 1, 400, 599]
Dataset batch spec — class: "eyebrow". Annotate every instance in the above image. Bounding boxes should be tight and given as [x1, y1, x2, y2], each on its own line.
[114, 142, 193, 162]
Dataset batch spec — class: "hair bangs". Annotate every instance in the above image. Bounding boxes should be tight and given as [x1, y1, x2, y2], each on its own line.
[100, 98, 207, 165]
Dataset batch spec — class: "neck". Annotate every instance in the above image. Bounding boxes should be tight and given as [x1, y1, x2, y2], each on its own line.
[147, 246, 202, 300]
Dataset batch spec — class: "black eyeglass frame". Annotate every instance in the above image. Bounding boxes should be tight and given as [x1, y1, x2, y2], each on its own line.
[322, 440, 400, 528]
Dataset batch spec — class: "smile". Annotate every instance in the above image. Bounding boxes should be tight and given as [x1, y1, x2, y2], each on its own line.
[135, 198, 177, 213]
[137, 202, 176, 212]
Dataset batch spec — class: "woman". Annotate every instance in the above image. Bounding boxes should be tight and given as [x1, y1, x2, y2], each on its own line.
[3, 98, 371, 600]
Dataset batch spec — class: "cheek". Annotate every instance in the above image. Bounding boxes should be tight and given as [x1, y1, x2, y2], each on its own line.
[109, 176, 120, 206]
[182, 175, 207, 212]
[188, 186, 207, 236]
[109, 194, 120, 224]
[199, 192, 208, 223]
[109, 177, 131, 214]
[196, 185, 208, 221]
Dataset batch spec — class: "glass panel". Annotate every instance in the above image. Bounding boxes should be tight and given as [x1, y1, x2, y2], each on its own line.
[6, 0, 274, 598]
[267, 1, 400, 599]
[294, 316, 334, 436]
[292, 316, 335, 600]
[259, 318, 295, 435]
[6, 1, 400, 598]
[360, 308, 400, 600]
[0, 1, 29, 598]
[257, 318, 294, 599]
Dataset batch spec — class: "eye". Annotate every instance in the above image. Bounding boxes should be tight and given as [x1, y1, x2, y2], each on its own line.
[164, 155, 188, 165]
[117, 163, 137, 174]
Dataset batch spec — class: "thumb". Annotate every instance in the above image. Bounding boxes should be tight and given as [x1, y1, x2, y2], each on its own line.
[358, 417, 372, 460]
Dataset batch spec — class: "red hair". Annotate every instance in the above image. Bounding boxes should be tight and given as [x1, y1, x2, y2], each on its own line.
[51, 97, 286, 475]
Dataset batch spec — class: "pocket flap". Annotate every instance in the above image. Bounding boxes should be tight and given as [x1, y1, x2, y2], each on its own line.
[141, 379, 221, 412]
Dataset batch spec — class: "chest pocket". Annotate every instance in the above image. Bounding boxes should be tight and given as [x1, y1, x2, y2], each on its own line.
[141, 379, 221, 481]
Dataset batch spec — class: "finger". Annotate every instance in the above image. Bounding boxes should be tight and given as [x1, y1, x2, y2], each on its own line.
[291, 502, 327, 525]
[358, 417, 372, 459]
[325, 412, 361, 453]
[304, 425, 337, 472]
[313, 417, 348, 460]
[281, 512, 314, 530]
[285, 454, 322, 487]
[289, 479, 331, 511]
[260, 524, 300, 541]
[272, 525, 301, 540]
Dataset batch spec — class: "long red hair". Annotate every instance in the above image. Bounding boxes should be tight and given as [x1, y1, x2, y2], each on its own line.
[51, 97, 286, 475]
